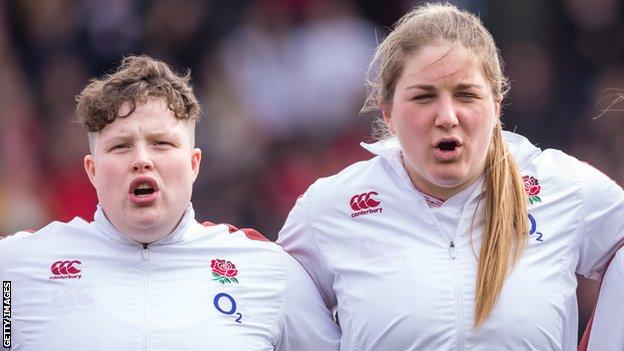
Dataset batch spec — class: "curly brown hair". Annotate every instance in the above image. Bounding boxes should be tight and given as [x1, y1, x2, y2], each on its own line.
[75, 55, 201, 133]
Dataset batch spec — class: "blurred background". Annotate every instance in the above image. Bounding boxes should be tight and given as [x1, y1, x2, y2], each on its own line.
[0, 0, 623, 239]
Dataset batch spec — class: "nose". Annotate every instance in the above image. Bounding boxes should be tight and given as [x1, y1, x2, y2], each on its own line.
[131, 147, 154, 173]
[434, 96, 459, 129]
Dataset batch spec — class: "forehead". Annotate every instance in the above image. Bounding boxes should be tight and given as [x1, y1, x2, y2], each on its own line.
[100, 99, 190, 139]
[398, 43, 487, 87]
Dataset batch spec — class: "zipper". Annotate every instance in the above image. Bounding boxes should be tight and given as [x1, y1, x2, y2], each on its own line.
[449, 241, 465, 350]
[449, 241, 456, 259]
[142, 244, 150, 351]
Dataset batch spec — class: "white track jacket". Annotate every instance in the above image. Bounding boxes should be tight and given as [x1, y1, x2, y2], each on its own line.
[278, 131, 624, 351]
[0, 205, 340, 351]
[588, 247, 624, 350]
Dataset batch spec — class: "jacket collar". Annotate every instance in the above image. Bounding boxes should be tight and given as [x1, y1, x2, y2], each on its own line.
[94, 203, 196, 247]
[360, 131, 541, 201]
[500, 131, 542, 168]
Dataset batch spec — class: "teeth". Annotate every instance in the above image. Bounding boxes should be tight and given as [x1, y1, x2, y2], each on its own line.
[136, 183, 152, 189]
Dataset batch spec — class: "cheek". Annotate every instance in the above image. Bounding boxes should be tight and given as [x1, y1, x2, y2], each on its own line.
[162, 156, 195, 186]
[393, 112, 429, 146]
[94, 163, 123, 192]
[467, 116, 496, 159]
[392, 107, 428, 136]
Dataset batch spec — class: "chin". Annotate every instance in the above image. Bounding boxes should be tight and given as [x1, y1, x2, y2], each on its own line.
[429, 169, 469, 187]
[129, 212, 162, 230]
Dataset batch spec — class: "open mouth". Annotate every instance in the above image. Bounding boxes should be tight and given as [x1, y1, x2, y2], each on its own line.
[435, 137, 462, 151]
[129, 177, 159, 198]
[433, 138, 462, 161]
[437, 141, 458, 151]
[133, 184, 155, 196]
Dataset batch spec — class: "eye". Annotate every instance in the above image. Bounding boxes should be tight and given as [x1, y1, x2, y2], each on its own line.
[456, 92, 480, 101]
[109, 144, 130, 151]
[411, 94, 435, 102]
[154, 141, 174, 147]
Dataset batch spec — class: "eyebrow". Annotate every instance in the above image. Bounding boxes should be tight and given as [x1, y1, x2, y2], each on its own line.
[146, 131, 179, 140]
[102, 131, 181, 145]
[107, 131, 178, 140]
[405, 83, 485, 90]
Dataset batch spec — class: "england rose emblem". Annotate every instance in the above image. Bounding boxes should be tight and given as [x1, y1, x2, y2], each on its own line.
[211, 259, 239, 284]
[522, 175, 542, 205]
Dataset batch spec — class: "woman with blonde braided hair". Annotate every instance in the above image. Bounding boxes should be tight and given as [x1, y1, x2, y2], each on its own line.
[278, 3, 624, 350]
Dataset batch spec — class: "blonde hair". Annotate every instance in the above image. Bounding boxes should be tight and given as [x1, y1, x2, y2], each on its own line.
[362, 3, 528, 327]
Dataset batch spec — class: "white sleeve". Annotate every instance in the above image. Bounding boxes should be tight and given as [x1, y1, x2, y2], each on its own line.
[587, 249, 624, 351]
[277, 192, 337, 309]
[0, 231, 29, 279]
[576, 162, 624, 280]
[275, 254, 340, 351]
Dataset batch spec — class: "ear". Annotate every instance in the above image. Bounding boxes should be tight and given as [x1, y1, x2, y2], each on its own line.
[84, 154, 97, 187]
[377, 101, 395, 134]
[381, 108, 395, 134]
[190, 148, 202, 182]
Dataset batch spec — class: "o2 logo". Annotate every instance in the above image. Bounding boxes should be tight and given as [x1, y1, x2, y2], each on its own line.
[528, 214, 544, 242]
[213, 292, 243, 323]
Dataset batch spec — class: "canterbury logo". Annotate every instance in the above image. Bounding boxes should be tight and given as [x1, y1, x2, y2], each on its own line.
[350, 191, 381, 210]
[49, 260, 82, 280]
[350, 191, 383, 218]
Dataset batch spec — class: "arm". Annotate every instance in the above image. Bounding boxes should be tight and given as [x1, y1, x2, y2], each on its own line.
[275, 254, 341, 351]
[577, 273, 601, 339]
[277, 192, 337, 310]
[576, 162, 624, 280]
[587, 250, 624, 350]
[0, 232, 27, 280]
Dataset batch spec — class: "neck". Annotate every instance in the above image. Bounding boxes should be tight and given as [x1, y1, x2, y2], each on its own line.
[402, 156, 483, 201]
[101, 207, 188, 245]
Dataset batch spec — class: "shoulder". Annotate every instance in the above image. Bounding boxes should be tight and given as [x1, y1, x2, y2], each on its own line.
[506, 132, 623, 222]
[193, 221, 300, 283]
[1, 217, 92, 250]
[508, 131, 621, 198]
[300, 156, 387, 210]
[199, 221, 271, 242]
[0, 218, 94, 273]
[539, 151, 623, 220]
[504, 130, 585, 173]
[507, 128, 617, 189]
[309, 157, 383, 191]
[195, 221, 282, 253]
[540, 152, 624, 206]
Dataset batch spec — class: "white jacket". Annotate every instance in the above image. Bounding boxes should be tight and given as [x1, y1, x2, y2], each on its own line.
[0, 205, 340, 351]
[588, 247, 624, 350]
[278, 131, 624, 351]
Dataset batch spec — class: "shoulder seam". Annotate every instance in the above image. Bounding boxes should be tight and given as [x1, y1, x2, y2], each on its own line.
[201, 221, 270, 242]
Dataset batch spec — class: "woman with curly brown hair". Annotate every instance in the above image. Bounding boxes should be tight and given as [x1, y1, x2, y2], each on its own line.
[0, 55, 340, 351]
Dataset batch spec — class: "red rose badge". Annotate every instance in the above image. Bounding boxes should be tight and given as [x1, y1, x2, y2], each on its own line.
[522, 175, 542, 205]
[211, 259, 239, 284]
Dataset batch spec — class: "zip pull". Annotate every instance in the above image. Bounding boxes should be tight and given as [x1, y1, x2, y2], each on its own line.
[142, 243, 149, 261]
[449, 241, 456, 259]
